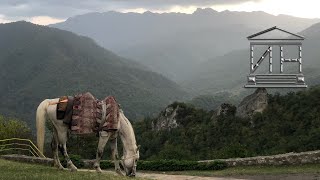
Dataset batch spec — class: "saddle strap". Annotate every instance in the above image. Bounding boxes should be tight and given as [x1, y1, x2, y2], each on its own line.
[97, 102, 107, 132]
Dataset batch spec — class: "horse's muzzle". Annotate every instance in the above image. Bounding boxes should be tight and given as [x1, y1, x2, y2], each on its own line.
[126, 169, 136, 177]
[128, 173, 136, 177]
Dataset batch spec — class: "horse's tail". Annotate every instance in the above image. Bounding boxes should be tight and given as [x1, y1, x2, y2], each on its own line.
[36, 99, 50, 154]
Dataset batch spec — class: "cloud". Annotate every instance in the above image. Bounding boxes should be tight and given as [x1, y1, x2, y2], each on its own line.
[30, 16, 65, 25]
[0, 0, 259, 19]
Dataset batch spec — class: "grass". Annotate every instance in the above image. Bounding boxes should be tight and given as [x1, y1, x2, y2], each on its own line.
[0, 159, 145, 180]
[161, 164, 320, 177]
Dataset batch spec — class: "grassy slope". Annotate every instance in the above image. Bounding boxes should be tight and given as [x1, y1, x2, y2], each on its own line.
[0, 159, 144, 180]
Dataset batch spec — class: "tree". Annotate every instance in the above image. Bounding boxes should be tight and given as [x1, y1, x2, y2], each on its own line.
[0, 115, 32, 139]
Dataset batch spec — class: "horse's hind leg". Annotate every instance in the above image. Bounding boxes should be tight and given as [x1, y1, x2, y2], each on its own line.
[58, 143, 77, 172]
[51, 130, 64, 170]
[94, 131, 110, 173]
[57, 131, 78, 172]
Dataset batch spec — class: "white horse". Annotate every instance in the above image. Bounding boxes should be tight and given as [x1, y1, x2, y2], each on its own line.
[36, 98, 140, 176]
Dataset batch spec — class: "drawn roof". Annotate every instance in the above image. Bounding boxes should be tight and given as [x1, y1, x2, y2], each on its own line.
[247, 26, 305, 40]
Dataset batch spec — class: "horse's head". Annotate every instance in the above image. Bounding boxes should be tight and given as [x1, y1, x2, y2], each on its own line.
[121, 145, 140, 177]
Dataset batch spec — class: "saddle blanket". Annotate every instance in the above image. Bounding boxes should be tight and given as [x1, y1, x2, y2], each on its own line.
[55, 92, 120, 134]
[102, 96, 119, 131]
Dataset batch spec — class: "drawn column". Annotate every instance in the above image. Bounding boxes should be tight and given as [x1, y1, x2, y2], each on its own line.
[250, 45, 254, 73]
[269, 46, 272, 73]
[298, 45, 302, 73]
[280, 46, 284, 73]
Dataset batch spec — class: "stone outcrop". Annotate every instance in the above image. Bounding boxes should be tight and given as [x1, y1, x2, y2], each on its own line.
[199, 150, 320, 167]
[152, 105, 179, 131]
[216, 103, 236, 116]
[236, 88, 268, 119]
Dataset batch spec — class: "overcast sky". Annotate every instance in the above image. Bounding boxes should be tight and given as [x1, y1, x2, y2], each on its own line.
[0, 0, 319, 25]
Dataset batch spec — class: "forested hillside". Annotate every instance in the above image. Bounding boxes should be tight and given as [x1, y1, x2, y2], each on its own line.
[134, 86, 320, 160]
[0, 21, 187, 129]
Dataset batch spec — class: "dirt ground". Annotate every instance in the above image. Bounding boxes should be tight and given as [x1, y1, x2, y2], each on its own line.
[232, 174, 320, 180]
[137, 172, 320, 180]
[137, 172, 245, 180]
[79, 169, 320, 180]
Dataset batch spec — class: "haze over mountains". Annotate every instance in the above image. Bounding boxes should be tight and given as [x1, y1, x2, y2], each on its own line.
[0, 21, 187, 128]
[52, 8, 319, 81]
[183, 21, 320, 95]
[2, 9, 320, 129]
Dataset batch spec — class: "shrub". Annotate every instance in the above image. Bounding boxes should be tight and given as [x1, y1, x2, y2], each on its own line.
[60, 154, 84, 168]
[203, 160, 227, 170]
[137, 160, 227, 171]
[100, 160, 114, 169]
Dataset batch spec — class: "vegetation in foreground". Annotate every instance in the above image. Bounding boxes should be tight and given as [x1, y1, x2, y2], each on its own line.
[0, 159, 144, 180]
[134, 85, 320, 160]
[163, 164, 320, 177]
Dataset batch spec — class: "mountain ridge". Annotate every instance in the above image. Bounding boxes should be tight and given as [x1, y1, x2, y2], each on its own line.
[51, 9, 319, 81]
[0, 21, 187, 129]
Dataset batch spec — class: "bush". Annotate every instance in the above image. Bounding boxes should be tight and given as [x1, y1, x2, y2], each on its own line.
[0, 115, 32, 139]
[137, 160, 227, 171]
[203, 160, 228, 170]
[60, 154, 84, 168]
[100, 160, 114, 169]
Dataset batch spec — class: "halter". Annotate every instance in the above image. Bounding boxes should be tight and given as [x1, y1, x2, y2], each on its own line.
[121, 153, 139, 161]
[119, 153, 138, 176]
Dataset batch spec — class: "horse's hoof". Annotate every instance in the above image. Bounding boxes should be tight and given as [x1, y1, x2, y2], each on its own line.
[70, 168, 78, 172]
[57, 165, 65, 170]
[116, 169, 125, 176]
[95, 167, 102, 173]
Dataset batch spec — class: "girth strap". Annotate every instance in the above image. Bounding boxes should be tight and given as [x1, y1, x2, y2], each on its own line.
[97, 102, 107, 132]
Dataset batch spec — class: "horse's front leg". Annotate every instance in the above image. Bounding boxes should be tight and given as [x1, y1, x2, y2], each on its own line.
[110, 136, 125, 176]
[94, 131, 110, 173]
[51, 132, 64, 170]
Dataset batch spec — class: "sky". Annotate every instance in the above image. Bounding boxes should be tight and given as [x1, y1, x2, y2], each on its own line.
[0, 0, 319, 25]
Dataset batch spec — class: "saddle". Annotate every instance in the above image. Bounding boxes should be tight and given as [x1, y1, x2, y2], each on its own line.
[56, 96, 74, 124]
[55, 92, 120, 134]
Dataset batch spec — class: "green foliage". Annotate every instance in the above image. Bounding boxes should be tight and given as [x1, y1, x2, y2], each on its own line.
[137, 160, 227, 171]
[0, 115, 32, 139]
[60, 154, 84, 168]
[100, 160, 114, 169]
[134, 85, 320, 160]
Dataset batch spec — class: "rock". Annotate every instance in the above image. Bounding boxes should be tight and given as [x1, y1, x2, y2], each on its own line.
[152, 106, 179, 131]
[236, 88, 268, 118]
[216, 103, 236, 116]
[199, 150, 320, 167]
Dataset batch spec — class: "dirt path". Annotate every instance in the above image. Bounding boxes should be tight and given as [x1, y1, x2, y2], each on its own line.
[79, 169, 320, 180]
[137, 172, 245, 180]
[78, 169, 245, 180]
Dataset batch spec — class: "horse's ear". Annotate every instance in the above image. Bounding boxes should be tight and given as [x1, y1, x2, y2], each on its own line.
[137, 145, 141, 151]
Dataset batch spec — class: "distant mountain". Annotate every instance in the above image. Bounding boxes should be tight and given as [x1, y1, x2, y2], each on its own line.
[0, 21, 187, 129]
[51, 9, 319, 81]
[182, 22, 320, 95]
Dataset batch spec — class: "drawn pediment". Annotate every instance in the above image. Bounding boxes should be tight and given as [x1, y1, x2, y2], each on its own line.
[247, 26, 304, 40]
